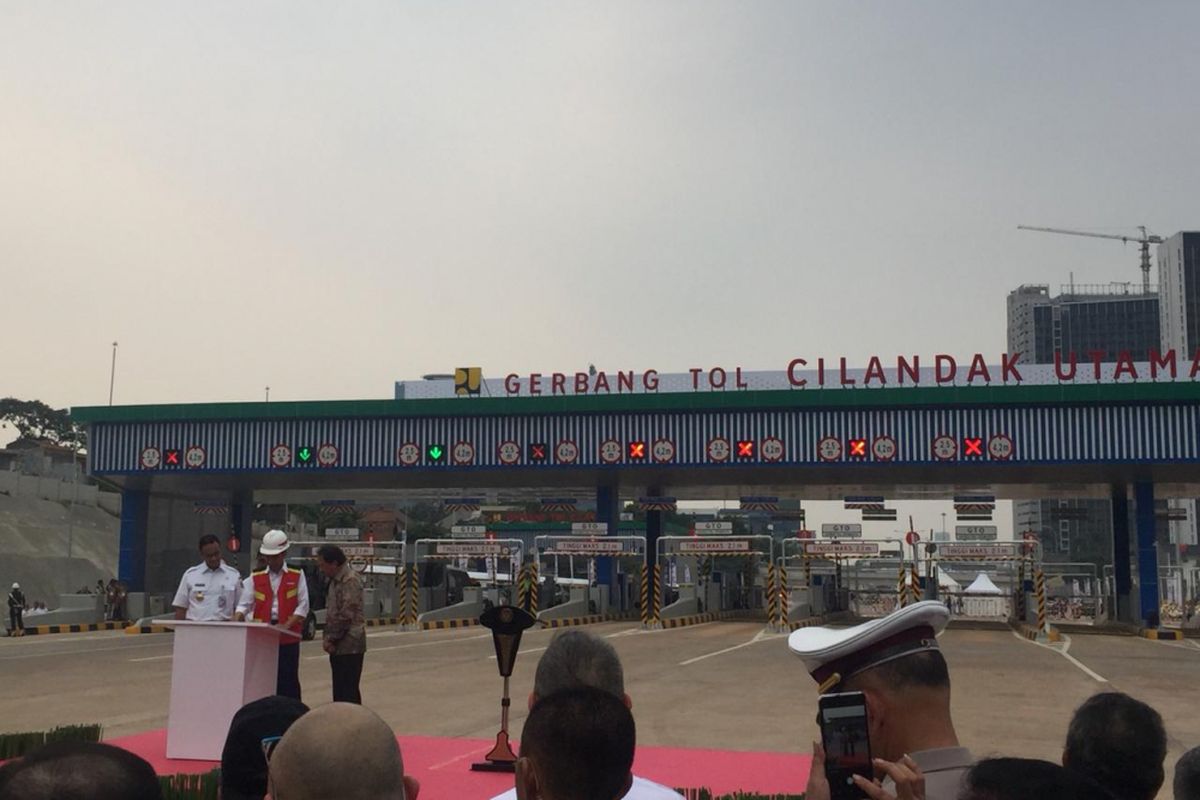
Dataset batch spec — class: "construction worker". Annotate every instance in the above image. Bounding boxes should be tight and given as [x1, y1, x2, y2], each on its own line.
[235, 530, 309, 699]
[8, 582, 26, 637]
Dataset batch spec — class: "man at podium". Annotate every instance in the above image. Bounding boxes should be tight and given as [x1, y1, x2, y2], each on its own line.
[235, 530, 309, 700]
[172, 534, 243, 621]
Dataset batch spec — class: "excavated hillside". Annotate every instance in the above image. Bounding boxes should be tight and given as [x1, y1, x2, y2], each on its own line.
[0, 491, 119, 609]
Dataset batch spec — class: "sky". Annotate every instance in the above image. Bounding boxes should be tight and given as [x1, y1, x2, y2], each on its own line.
[3, 2, 1199, 530]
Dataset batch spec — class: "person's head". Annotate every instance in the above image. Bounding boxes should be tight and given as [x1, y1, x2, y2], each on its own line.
[198, 534, 222, 569]
[316, 545, 346, 579]
[267, 702, 417, 800]
[1174, 746, 1200, 800]
[259, 530, 290, 573]
[0, 741, 162, 800]
[1062, 692, 1166, 800]
[531, 630, 629, 710]
[516, 687, 635, 800]
[10, 582, 18, 591]
[220, 695, 309, 800]
[789, 601, 955, 763]
[960, 757, 1116, 800]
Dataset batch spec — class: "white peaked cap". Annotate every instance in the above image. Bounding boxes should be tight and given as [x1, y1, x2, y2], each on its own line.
[787, 600, 951, 693]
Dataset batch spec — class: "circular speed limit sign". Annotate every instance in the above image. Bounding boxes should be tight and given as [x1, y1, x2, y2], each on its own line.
[497, 440, 521, 465]
[270, 444, 291, 468]
[988, 434, 1014, 460]
[932, 435, 957, 461]
[706, 437, 731, 462]
[872, 436, 897, 462]
[184, 446, 206, 469]
[397, 442, 420, 466]
[317, 443, 339, 467]
[761, 437, 784, 462]
[817, 437, 842, 462]
[555, 440, 579, 464]
[599, 439, 622, 464]
[651, 439, 675, 463]
[140, 447, 162, 469]
[452, 441, 476, 465]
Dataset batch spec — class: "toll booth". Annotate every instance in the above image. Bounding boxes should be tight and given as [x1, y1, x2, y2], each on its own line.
[783, 539, 901, 619]
[654, 535, 774, 621]
[532, 535, 647, 622]
[413, 538, 524, 623]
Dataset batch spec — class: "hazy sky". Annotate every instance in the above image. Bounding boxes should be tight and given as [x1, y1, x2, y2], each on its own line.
[4, 2, 1199, 411]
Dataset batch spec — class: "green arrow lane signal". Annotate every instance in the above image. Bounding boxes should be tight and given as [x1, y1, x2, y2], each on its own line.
[426, 444, 446, 463]
[297, 446, 314, 464]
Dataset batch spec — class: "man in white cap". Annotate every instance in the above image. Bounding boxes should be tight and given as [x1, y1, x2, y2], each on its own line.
[788, 600, 971, 800]
[236, 530, 309, 699]
[7, 582, 25, 637]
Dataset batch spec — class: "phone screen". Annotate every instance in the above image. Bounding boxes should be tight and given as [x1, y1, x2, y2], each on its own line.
[819, 693, 872, 800]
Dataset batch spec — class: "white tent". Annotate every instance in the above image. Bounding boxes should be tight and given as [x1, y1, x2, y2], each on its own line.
[965, 572, 1003, 595]
[962, 572, 1006, 617]
[937, 571, 962, 592]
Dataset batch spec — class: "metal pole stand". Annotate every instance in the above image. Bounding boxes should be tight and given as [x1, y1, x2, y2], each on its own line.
[472, 605, 537, 773]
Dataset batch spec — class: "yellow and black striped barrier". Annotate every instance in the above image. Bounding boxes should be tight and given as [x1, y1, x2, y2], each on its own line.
[12, 621, 127, 637]
[420, 618, 480, 631]
[124, 623, 172, 635]
[528, 561, 539, 613]
[639, 566, 650, 627]
[365, 617, 405, 628]
[778, 566, 789, 630]
[897, 563, 908, 608]
[1141, 627, 1183, 640]
[405, 565, 419, 627]
[650, 564, 663, 628]
[539, 614, 609, 629]
[766, 564, 778, 628]
[909, 563, 920, 604]
[1035, 569, 1047, 636]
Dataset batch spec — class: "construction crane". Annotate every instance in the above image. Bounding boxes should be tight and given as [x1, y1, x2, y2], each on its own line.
[1017, 225, 1164, 294]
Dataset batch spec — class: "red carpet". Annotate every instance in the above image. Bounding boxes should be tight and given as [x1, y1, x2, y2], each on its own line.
[106, 729, 810, 798]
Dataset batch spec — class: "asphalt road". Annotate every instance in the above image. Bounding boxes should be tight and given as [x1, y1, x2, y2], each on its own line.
[3, 622, 1198, 797]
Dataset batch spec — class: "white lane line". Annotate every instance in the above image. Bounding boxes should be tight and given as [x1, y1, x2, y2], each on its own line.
[306, 632, 492, 660]
[1144, 637, 1200, 653]
[1010, 630, 1107, 683]
[0, 641, 170, 661]
[605, 628, 641, 639]
[678, 629, 786, 666]
[129, 654, 173, 662]
[489, 646, 548, 661]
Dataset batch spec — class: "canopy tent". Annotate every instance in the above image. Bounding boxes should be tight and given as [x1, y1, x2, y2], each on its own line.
[964, 572, 1003, 595]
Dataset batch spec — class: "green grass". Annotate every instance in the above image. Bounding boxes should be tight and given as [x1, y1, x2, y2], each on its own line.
[0, 724, 102, 759]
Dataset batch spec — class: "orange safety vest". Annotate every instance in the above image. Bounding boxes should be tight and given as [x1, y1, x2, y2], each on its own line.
[251, 568, 303, 635]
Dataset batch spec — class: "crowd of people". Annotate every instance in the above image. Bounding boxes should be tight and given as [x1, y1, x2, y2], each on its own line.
[5, 576, 1200, 798]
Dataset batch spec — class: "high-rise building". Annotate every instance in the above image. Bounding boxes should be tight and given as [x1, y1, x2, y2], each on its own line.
[1158, 232, 1200, 549]
[1007, 283, 1161, 562]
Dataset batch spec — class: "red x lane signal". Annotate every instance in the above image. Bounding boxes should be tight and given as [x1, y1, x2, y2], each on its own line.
[628, 441, 646, 460]
[164, 449, 181, 466]
[528, 443, 548, 462]
[848, 439, 867, 457]
[736, 440, 755, 459]
[963, 437, 983, 457]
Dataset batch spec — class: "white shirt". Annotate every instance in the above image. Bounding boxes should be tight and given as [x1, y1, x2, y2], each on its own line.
[490, 775, 684, 800]
[172, 561, 243, 621]
[236, 566, 310, 622]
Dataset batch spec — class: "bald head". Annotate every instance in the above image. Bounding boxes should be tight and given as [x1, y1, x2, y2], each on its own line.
[268, 703, 411, 800]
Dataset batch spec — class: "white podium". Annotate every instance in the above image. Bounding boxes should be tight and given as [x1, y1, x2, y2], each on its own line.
[164, 620, 300, 760]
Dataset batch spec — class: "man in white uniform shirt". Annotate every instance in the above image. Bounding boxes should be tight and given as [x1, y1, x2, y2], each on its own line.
[172, 534, 243, 621]
[491, 629, 683, 800]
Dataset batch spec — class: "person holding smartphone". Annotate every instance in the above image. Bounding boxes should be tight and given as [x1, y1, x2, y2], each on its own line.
[789, 601, 972, 800]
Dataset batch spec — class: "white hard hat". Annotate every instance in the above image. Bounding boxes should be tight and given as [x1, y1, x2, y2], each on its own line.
[259, 529, 290, 556]
[11, 582, 18, 589]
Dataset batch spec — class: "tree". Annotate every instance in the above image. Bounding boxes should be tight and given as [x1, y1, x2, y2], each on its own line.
[0, 398, 84, 449]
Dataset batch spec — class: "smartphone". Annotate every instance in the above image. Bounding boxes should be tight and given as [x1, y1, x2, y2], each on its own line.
[818, 691, 873, 800]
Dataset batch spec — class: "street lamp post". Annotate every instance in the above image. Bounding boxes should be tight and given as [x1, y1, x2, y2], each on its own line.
[265, 386, 270, 402]
[108, 342, 118, 405]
